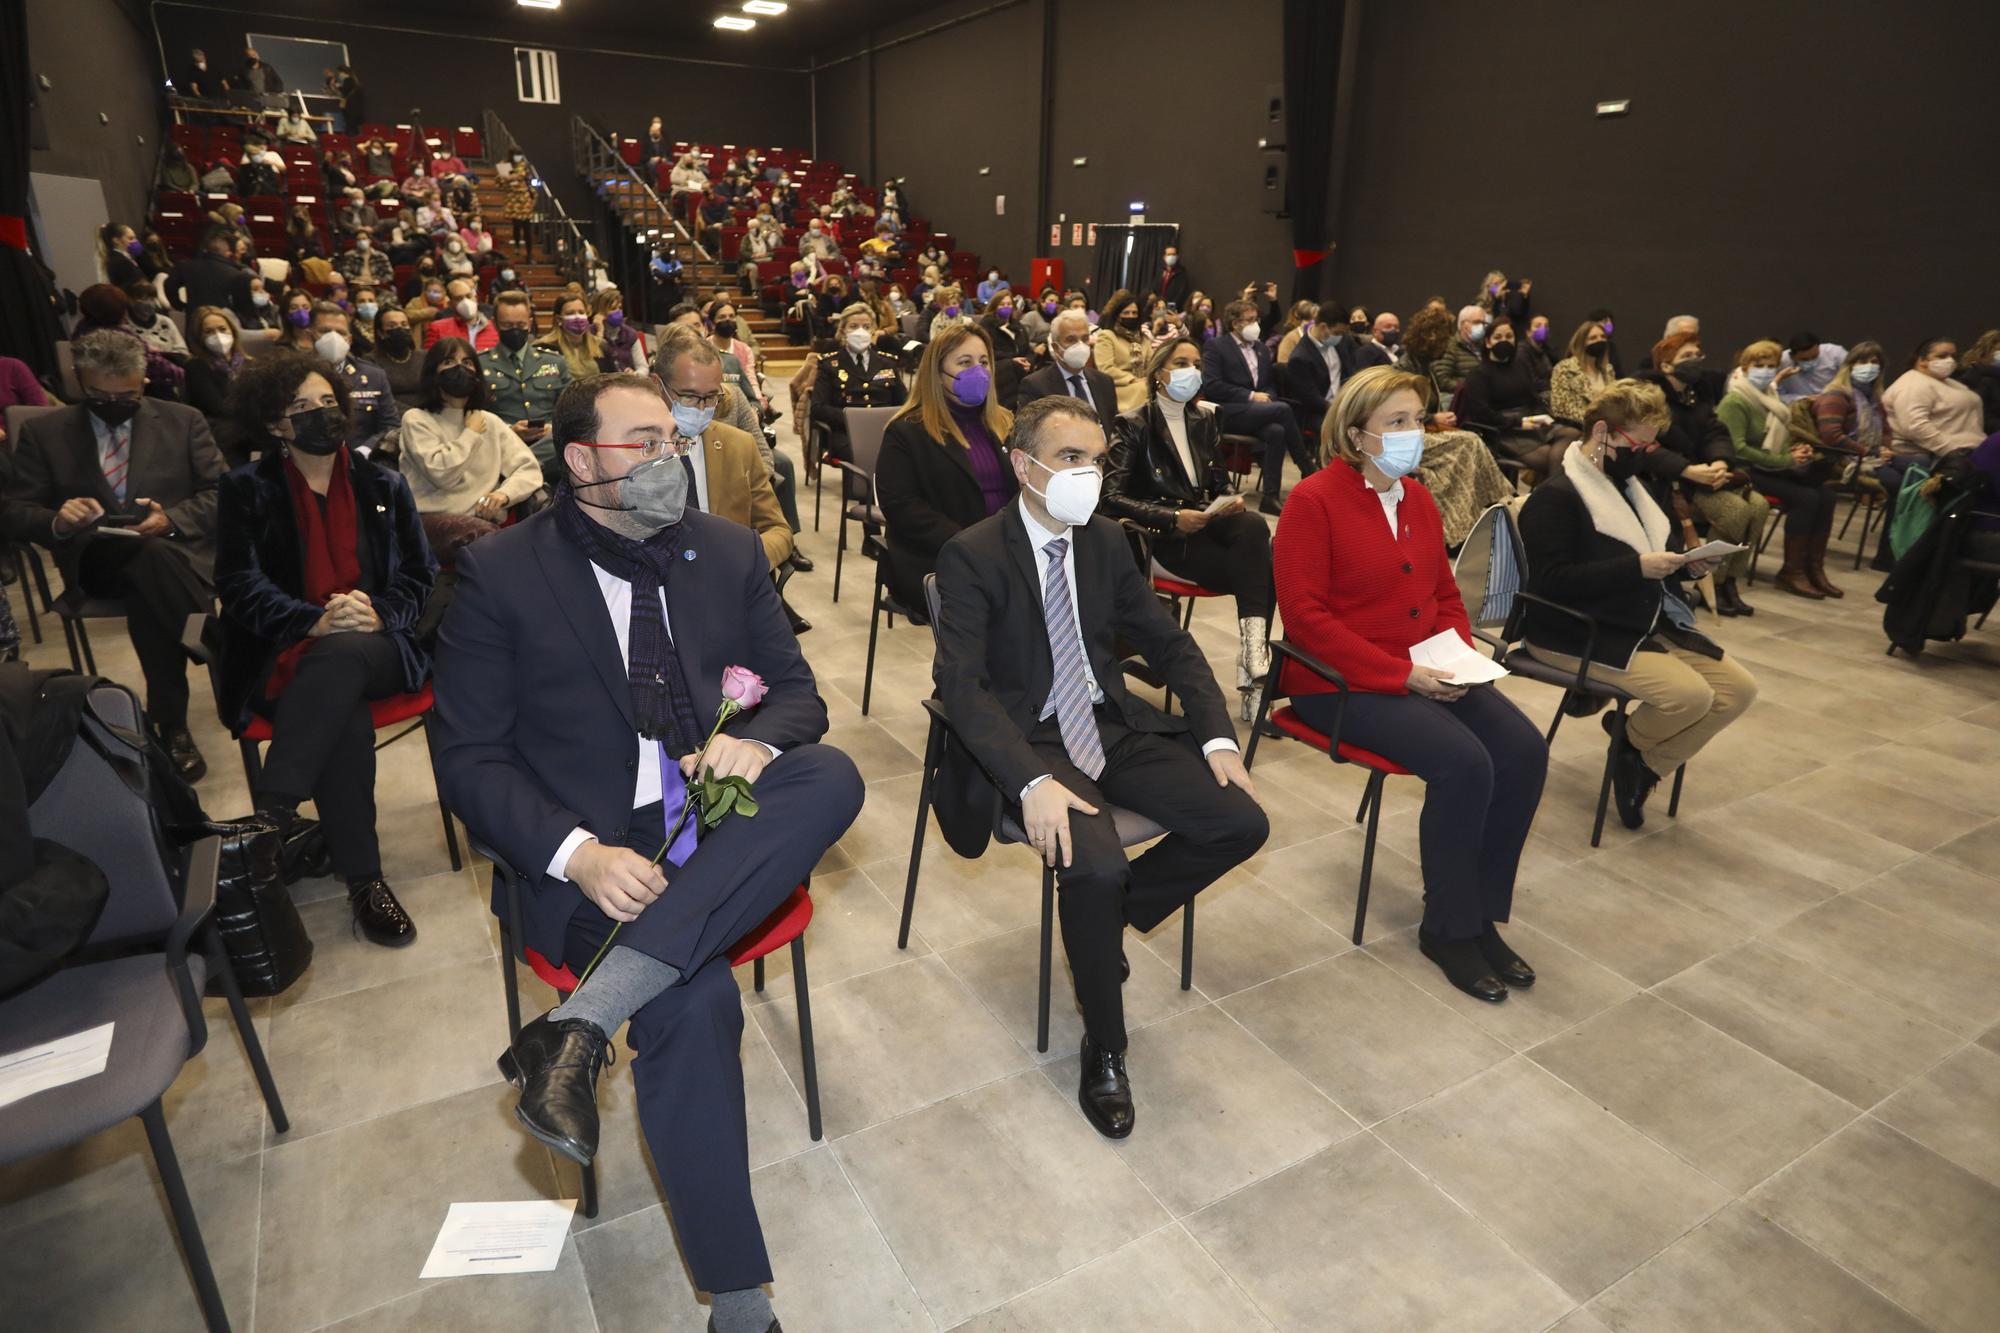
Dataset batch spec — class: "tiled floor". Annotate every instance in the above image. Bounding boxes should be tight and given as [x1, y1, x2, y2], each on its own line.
[6, 400, 1999, 1332]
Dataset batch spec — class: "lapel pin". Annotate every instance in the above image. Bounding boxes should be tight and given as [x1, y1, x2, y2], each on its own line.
[683, 549, 697, 561]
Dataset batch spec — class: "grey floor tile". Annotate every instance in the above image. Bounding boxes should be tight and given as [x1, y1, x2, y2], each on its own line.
[758, 1146, 932, 1332]
[1509, 863, 1740, 988]
[941, 918, 1204, 1060]
[1759, 896, 2000, 1037]
[1550, 1311, 1614, 1333]
[1873, 1044, 2000, 1188]
[835, 771, 935, 868]
[276, 864, 497, 1010]
[1760, 768, 1989, 853]
[1367, 922, 1639, 1051]
[1656, 940, 1963, 1107]
[1378, 1058, 1729, 1300]
[1706, 794, 1916, 891]
[1250, 826, 1428, 944]
[1222, 950, 1511, 1125]
[1749, 1118, 2000, 1333]
[819, 708, 926, 783]
[1186, 1134, 1571, 1333]
[264, 956, 514, 1142]
[753, 955, 1033, 1137]
[1138, 867, 1350, 1001]
[1854, 855, 2000, 951]
[837, 1070, 1165, 1327]
[1589, 1202, 1929, 1333]
[572, 1204, 709, 1333]
[1529, 994, 1857, 1191]
[952, 1224, 1269, 1331]
[1042, 1005, 1358, 1217]
[255, 1083, 561, 1333]
[319, 1237, 596, 1331]
[736, 865, 929, 1006]
[1931, 816, 2000, 879]
[1588, 822, 1839, 929]
[0, 1148, 260, 1333]
[863, 843, 1043, 953]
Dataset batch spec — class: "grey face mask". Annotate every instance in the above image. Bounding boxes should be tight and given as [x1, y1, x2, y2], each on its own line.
[573, 453, 688, 533]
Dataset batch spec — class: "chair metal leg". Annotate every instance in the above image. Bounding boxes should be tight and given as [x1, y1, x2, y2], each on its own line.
[1036, 863, 1055, 1053]
[579, 1161, 599, 1219]
[791, 934, 822, 1141]
[812, 457, 825, 531]
[237, 738, 263, 794]
[1352, 786, 1371, 824]
[61, 616, 83, 673]
[1180, 899, 1194, 991]
[422, 718, 462, 871]
[1590, 739, 1617, 848]
[208, 928, 288, 1132]
[497, 907, 523, 1039]
[1543, 697, 1568, 746]
[832, 513, 847, 603]
[11, 550, 39, 643]
[1179, 597, 1195, 632]
[898, 720, 943, 949]
[141, 1100, 232, 1333]
[1667, 764, 1686, 818]
[753, 954, 765, 992]
[861, 582, 885, 717]
[1354, 773, 1384, 945]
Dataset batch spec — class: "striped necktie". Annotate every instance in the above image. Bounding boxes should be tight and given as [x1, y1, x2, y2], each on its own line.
[100, 423, 131, 502]
[1038, 537, 1105, 780]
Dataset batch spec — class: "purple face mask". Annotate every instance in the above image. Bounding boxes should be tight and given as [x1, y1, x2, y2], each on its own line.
[943, 304, 961, 318]
[1043, 300, 1058, 316]
[605, 310, 625, 327]
[792, 273, 808, 287]
[562, 315, 590, 336]
[286, 308, 311, 328]
[126, 240, 145, 258]
[1530, 325, 1548, 344]
[1600, 319, 1615, 335]
[948, 364, 990, 407]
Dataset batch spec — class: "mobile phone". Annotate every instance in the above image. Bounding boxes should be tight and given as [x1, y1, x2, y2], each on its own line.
[100, 512, 145, 527]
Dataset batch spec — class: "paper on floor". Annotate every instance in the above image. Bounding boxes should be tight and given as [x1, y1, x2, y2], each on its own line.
[419, 1199, 578, 1278]
[0, 1022, 115, 1111]
[1409, 629, 1510, 685]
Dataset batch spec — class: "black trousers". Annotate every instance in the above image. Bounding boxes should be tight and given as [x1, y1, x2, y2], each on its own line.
[560, 744, 865, 1294]
[1213, 399, 1315, 498]
[1153, 510, 1275, 621]
[1290, 685, 1546, 940]
[77, 536, 210, 732]
[1028, 708, 1269, 1051]
[1750, 470, 1835, 535]
[253, 632, 405, 882]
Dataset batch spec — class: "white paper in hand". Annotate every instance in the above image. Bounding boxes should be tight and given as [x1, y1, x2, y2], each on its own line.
[1409, 629, 1509, 685]
[1679, 539, 1749, 564]
[419, 1200, 577, 1278]
[1203, 493, 1243, 516]
[0, 1022, 115, 1110]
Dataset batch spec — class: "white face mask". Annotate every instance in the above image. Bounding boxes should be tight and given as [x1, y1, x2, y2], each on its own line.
[203, 331, 234, 356]
[1850, 363, 1881, 385]
[314, 331, 351, 364]
[845, 328, 872, 353]
[1927, 357, 1957, 377]
[1023, 453, 1102, 527]
[1163, 254, 1178, 268]
[455, 298, 479, 321]
[1747, 367, 1778, 390]
[1238, 321, 1261, 343]
[1058, 341, 1092, 371]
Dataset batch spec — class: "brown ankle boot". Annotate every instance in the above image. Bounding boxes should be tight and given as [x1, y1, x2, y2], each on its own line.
[1807, 527, 1844, 597]
[1776, 532, 1825, 599]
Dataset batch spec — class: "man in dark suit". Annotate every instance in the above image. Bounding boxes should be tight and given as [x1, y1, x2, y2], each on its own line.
[1014, 309, 1119, 439]
[1154, 243, 1191, 311]
[931, 395, 1268, 1139]
[2, 330, 220, 780]
[1200, 298, 1314, 515]
[809, 304, 907, 463]
[166, 227, 256, 322]
[433, 370, 862, 1333]
[1284, 306, 1367, 440]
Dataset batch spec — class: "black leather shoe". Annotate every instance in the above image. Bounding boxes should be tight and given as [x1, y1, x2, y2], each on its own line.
[1478, 924, 1535, 987]
[789, 550, 815, 573]
[1257, 492, 1284, 517]
[1419, 931, 1507, 1003]
[347, 878, 416, 947]
[499, 1012, 614, 1165]
[1604, 714, 1648, 829]
[1120, 949, 1130, 983]
[1077, 1037, 1135, 1138]
[782, 598, 812, 635]
[162, 727, 207, 783]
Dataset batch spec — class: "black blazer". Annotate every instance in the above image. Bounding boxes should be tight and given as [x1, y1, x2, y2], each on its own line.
[1015, 362, 1119, 439]
[980, 315, 1032, 406]
[1200, 333, 1275, 403]
[3, 400, 223, 586]
[432, 507, 828, 962]
[874, 413, 1017, 611]
[1106, 400, 1226, 534]
[1458, 356, 1546, 433]
[809, 345, 906, 432]
[212, 450, 435, 730]
[1516, 469, 1695, 669]
[1284, 334, 1364, 424]
[929, 498, 1232, 857]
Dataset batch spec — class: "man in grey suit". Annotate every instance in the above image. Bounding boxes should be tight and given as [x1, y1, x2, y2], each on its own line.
[2, 330, 223, 779]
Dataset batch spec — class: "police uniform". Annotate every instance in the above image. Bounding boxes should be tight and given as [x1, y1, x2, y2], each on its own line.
[479, 340, 571, 463]
[810, 343, 906, 463]
[337, 355, 402, 459]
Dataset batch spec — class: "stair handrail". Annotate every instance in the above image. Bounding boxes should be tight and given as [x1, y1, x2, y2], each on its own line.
[569, 115, 708, 262]
[481, 108, 595, 288]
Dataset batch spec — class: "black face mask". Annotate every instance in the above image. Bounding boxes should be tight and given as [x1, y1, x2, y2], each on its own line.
[380, 328, 414, 356]
[437, 364, 480, 397]
[285, 405, 346, 455]
[1584, 343, 1608, 359]
[1378, 329, 1401, 349]
[498, 327, 530, 351]
[1603, 446, 1644, 483]
[1669, 355, 1706, 380]
[1349, 320, 1370, 335]
[131, 302, 158, 326]
[87, 397, 141, 427]
[1118, 312, 1140, 327]
[713, 318, 738, 339]
[1488, 341, 1516, 364]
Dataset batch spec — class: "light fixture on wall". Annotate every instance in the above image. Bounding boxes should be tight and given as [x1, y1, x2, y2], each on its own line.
[743, 1, 788, 13]
[714, 15, 756, 29]
[517, 0, 561, 9]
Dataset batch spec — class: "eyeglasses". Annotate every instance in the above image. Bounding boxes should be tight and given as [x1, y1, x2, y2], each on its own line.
[665, 387, 723, 410]
[572, 438, 693, 463]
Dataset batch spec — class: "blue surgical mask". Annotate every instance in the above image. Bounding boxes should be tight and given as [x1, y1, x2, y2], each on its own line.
[1358, 427, 1425, 480]
[1468, 322, 1488, 343]
[671, 401, 715, 438]
[1850, 363, 1881, 385]
[1747, 367, 1778, 390]
[1163, 366, 1202, 403]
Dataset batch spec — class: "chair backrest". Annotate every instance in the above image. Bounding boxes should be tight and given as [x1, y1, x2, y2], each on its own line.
[1451, 502, 1528, 635]
[2, 403, 63, 453]
[256, 256, 291, 283]
[923, 571, 940, 625]
[843, 405, 899, 476]
[55, 341, 81, 400]
[27, 684, 183, 949]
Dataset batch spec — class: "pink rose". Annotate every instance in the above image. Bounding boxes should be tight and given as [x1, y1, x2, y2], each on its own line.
[720, 665, 768, 709]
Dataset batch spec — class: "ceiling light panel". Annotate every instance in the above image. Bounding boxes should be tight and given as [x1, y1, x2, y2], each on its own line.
[714, 15, 756, 29]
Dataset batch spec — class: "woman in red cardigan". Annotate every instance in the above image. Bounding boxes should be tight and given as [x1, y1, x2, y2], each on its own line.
[1272, 366, 1548, 1003]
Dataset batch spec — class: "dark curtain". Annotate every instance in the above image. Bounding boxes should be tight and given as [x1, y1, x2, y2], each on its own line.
[0, 2, 65, 384]
[1089, 224, 1177, 306]
[1283, 0, 1345, 305]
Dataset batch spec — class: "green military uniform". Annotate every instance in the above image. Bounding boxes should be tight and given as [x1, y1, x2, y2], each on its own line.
[480, 340, 571, 463]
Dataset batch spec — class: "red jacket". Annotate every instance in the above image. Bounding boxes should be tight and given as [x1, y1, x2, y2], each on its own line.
[1272, 461, 1472, 696]
[423, 315, 497, 351]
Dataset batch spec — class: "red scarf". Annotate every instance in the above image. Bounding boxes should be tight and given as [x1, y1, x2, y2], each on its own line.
[266, 448, 362, 697]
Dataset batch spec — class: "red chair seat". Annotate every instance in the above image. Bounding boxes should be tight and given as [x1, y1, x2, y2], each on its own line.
[521, 886, 814, 996]
[1268, 705, 1412, 775]
[1153, 575, 1224, 601]
[237, 682, 436, 744]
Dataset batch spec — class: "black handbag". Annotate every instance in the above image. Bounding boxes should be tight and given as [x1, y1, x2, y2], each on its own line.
[203, 815, 314, 997]
[279, 815, 333, 884]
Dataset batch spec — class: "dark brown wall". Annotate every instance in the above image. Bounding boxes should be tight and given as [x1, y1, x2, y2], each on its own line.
[30, 0, 165, 229]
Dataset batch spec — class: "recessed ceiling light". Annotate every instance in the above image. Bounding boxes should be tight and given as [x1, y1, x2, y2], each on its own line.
[714, 15, 756, 29]
[743, 1, 788, 14]
[517, 0, 560, 9]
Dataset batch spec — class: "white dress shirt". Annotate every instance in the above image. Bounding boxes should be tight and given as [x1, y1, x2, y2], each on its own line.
[1017, 504, 1238, 802]
[1375, 477, 1405, 537]
[1319, 338, 1346, 402]
[1062, 367, 1097, 414]
[546, 561, 777, 880]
